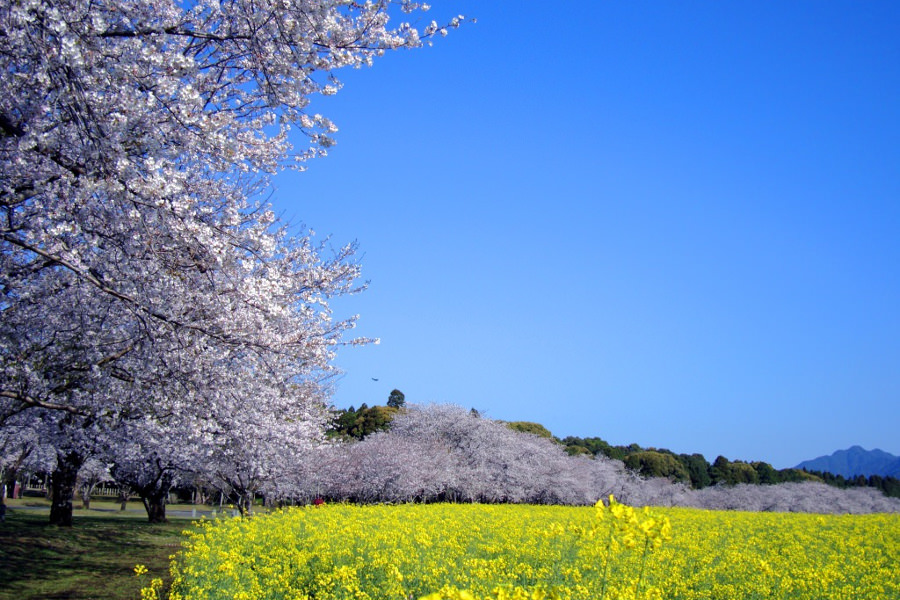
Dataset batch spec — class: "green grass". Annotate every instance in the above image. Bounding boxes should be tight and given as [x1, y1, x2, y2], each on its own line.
[0, 499, 197, 600]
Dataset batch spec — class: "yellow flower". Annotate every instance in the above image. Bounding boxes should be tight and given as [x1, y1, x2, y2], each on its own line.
[160, 502, 899, 600]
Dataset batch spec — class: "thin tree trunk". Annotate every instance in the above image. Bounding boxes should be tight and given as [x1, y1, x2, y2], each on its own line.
[49, 451, 83, 526]
[1, 469, 12, 505]
[0, 470, 6, 522]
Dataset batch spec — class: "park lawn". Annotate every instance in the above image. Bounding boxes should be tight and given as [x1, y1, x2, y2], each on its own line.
[0, 502, 194, 600]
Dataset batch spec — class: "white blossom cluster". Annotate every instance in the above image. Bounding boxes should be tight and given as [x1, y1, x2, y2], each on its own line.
[0, 0, 463, 521]
[287, 404, 689, 507]
[279, 405, 899, 514]
[681, 481, 900, 514]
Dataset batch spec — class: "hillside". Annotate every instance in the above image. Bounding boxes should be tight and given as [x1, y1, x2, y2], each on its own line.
[795, 446, 900, 478]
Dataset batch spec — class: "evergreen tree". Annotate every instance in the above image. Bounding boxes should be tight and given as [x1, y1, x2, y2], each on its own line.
[678, 453, 712, 489]
[387, 390, 406, 409]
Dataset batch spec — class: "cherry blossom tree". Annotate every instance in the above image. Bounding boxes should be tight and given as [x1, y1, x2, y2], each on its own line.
[251, 402, 900, 514]
[683, 481, 900, 514]
[1, 0, 465, 525]
[0, 417, 55, 501]
[195, 381, 331, 516]
[0, 0, 466, 418]
[302, 404, 637, 505]
[76, 457, 110, 510]
[105, 414, 198, 522]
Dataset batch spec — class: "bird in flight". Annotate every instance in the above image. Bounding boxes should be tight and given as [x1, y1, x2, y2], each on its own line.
[371, 378, 379, 381]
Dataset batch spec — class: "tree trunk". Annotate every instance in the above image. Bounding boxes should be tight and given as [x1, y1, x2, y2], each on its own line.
[1, 471, 13, 503]
[141, 491, 168, 523]
[49, 451, 84, 526]
[111, 460, 175, 524]
[0, 471, 7, 521]
[141, 493, 169, 523]
[237, 491, 254, 517]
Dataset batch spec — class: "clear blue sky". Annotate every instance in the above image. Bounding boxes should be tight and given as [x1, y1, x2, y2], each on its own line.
[272, 1, 900, 469]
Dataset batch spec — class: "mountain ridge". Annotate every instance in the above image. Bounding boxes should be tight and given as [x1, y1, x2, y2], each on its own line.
[795, 446, 900, 478]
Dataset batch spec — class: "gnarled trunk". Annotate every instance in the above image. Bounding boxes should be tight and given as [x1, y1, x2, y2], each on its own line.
[141, 491, 168, 523]
[137, 470, 175, 523]
[111, 455, 175, 523]
[49, 451, 84, 526]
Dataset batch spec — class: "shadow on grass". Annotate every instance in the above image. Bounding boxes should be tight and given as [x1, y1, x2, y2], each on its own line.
[0, 508, 193, 600]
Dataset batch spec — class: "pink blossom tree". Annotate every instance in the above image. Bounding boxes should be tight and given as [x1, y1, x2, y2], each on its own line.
[0, 0, 464, 525]
[683, 481, 900, 514]
[303, 404, 638, 505]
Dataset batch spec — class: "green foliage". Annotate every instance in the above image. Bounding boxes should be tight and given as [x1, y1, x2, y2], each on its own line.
[559, 436, 629, 461]
[778, 468, 822, 483]
[565, 445, 592, 457]
[624, 450, 690, 483]
[871, 475, 900, 498]
[752, 461, 780, 484]
[678, 453, 712, 489]
[730, 461, 760, 484]
[793, 468, 900, 498]
[387, 389, 406, 409]
[328, 404, 399, 440]
[505, 421, 554, 439]
[710, 456, 758, 485]
[710, 456, 732, 485]
[330, 406, 361, 438]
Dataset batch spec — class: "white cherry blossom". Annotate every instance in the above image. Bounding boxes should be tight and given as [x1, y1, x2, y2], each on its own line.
[1, 0, 463, 524]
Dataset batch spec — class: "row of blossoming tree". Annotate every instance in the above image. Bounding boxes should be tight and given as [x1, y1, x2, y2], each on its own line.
[3, 1, 898, 524]
[8, 397, 900, 520]
[0, 0, 465, 525]
[286, 403, 900, 514]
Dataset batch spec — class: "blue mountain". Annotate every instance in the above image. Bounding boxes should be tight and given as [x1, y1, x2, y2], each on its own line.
[795, 446, 900, 478]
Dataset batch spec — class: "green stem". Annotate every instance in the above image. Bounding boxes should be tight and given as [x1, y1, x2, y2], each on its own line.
[635, 538, 650, 598]
[599, 523, 614, 599]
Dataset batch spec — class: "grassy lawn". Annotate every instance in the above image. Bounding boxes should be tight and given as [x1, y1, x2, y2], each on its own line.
[0, 498, 198, 600]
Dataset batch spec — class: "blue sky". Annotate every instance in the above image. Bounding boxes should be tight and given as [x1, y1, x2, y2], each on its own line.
[272, 1, 900, 469]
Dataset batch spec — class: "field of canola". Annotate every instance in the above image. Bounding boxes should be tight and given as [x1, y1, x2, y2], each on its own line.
[147, 501, 900, 600]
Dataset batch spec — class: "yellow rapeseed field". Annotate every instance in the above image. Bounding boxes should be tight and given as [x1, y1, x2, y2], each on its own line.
[147, 500, 900, 600]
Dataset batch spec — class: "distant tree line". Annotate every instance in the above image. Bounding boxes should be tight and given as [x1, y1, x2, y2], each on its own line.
[326, 406, 900, 500]
[798, 468, 900, 499]
[560, 436, 900, 498]
[310, 404, 898, 513]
